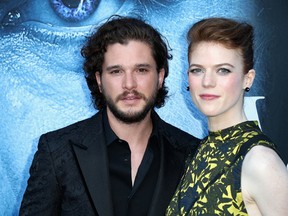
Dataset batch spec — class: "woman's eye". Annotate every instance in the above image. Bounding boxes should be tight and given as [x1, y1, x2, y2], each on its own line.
[218, 68, 231, 74]
[189, 68, 203, 74]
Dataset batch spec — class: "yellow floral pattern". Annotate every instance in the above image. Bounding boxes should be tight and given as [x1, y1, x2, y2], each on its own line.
[166, 121, 275, 216]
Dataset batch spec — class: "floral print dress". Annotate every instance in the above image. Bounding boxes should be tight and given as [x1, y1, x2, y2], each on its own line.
[166, 121, 276, 216]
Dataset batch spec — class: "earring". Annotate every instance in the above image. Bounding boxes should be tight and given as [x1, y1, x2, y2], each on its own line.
[245, 87, 250, 92]
[186, 86, 190, 91]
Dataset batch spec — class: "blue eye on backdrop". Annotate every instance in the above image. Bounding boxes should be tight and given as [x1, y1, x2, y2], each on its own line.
[49, 0, 100, 22]
[1, 0, 127, 28]
[0, 0, 131, 46]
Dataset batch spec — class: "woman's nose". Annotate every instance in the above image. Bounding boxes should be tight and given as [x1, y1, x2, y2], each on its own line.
[202, 72, 216, 88]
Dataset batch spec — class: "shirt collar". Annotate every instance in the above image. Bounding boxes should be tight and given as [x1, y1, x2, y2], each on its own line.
[102, 108, 118, 146]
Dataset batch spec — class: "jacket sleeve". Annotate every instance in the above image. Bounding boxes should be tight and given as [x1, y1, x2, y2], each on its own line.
[19, 134, 61, 216]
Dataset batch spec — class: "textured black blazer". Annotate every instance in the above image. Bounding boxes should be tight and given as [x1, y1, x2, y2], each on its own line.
[20, 110, 199, 216]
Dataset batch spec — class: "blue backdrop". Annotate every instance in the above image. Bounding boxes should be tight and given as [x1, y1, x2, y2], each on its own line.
[0, 0, 287, 215]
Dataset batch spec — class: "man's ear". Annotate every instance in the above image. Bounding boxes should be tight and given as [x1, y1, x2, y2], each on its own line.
[158, 68, 165, 89]
[95, 71, 102, 92]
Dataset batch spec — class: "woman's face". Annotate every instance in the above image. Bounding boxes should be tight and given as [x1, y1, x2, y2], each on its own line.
[188, 42, 254, 125]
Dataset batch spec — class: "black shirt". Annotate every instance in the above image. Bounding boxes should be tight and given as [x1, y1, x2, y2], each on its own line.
[103, 110, 160, 216]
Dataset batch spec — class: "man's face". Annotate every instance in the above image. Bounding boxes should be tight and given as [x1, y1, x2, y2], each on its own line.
[96, 40, 164, 123]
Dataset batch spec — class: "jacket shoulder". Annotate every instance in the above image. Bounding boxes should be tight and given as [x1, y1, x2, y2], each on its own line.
[40, 113, 101, 151]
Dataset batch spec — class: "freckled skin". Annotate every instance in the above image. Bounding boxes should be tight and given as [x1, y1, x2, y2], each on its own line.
[0, 0, 282, 214]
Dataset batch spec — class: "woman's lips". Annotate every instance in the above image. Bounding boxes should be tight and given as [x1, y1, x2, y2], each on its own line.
[199, 94, 220, 100]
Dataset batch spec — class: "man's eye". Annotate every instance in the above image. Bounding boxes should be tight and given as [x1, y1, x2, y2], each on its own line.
[110, 70, 121, 74]
[138, 68, 148, 73]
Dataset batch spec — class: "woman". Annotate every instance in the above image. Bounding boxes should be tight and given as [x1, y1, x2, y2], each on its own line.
[166, 17, 288, 215]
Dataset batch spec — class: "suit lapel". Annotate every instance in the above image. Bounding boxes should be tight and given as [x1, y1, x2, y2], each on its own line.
[71, 113, 114, 216]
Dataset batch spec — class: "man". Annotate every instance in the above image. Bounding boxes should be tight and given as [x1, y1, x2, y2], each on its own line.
[19, 16, 199, 216]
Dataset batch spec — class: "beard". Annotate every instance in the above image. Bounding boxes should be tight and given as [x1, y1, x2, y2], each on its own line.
[104, 89, 157, 124]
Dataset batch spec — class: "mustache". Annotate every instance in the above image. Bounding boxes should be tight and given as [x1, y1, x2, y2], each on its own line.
[116, 90, 147, 101]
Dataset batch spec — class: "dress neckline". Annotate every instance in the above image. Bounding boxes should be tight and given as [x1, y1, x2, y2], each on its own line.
[207, 121, 259, 142]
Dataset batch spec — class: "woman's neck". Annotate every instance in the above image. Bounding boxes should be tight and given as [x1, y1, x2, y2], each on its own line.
[208, 111, 248, 132]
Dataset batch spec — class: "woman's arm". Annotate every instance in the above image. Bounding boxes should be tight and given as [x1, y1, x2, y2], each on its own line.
[242, 145, 288, 216]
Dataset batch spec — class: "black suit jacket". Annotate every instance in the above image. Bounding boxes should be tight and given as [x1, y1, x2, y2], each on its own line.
[20, 110, 199, 216]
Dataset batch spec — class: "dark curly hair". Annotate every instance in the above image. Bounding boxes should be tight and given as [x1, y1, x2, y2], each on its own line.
[81, 15, 172, 110]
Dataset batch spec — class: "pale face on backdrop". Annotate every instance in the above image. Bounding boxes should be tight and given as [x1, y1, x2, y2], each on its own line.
[96, 40, 164, 123]
[188, 42, 255, 128]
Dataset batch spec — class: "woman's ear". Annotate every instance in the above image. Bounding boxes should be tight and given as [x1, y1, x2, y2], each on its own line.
[244, 69, 256, 89]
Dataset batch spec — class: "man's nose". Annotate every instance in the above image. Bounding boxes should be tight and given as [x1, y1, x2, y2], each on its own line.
[122, 72, 137, 90]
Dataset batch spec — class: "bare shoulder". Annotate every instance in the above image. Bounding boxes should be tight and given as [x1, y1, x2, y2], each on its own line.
[242, 145, 288, 192]
[242, 146, 288, 215]
[242, 145, 286, 173]
[242, 144, 288, 197]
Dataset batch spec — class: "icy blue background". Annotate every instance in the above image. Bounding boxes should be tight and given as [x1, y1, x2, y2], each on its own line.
[0, 0, 287, 215]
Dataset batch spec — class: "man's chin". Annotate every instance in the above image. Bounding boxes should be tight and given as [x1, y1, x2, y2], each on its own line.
[117, 111, 150, 124]
[109, 107, 151, 124]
